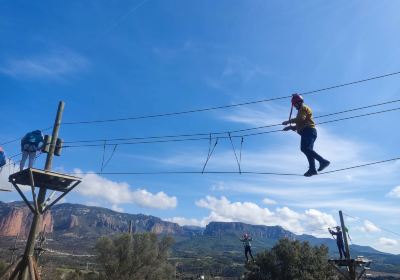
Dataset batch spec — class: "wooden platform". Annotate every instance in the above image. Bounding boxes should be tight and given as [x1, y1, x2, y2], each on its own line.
[328, 257, 371, 267]
[9, 168, 81, 193]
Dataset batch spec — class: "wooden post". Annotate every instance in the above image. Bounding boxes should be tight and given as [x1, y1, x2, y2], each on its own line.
[339, 210, 355, 280]
[21, 101, 65, 280]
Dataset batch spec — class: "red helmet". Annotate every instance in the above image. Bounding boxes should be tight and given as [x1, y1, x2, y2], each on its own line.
[291, 93, 303, 106]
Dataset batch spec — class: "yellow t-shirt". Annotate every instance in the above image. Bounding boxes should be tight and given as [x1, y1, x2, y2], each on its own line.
[291, 104, 315, 133]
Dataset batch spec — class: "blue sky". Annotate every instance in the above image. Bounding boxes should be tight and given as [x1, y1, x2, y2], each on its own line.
[1, 1, 400, 254]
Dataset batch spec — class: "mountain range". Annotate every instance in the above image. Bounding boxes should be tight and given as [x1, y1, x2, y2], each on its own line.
[0, 201, 399, 277]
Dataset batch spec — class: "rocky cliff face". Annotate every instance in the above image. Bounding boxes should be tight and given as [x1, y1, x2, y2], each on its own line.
[204, 221, 295, 239]
[0, 202, 53, 238]
[0, 202, 185, 238]
[0, 202, 298, 240]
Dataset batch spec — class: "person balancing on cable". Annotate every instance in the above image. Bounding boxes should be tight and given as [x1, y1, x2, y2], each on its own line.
[282, 94, 330, 177]
[20, 130, 44, 171]
[240, 233, 254, 263]
[329, 226, 347, 259]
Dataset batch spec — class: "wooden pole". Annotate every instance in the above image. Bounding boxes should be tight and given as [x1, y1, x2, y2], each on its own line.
[339, 211, 350, 259]
[20, 101, 65, 280]
[339, 210, 355, 279]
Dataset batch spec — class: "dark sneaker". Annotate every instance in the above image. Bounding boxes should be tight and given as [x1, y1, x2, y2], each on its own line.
[304, 169, 317, 177]
[318, 160, 330, 172]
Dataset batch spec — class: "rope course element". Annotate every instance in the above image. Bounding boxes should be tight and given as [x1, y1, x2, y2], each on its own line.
[242, 106, 400, 137]
[202, 135, 218, 173]
[61, 71, 400, 125]
[62, 106, 400, 148]
[102, 144, 118, 172]
[62, 98, 400, 145]
[228, 133, 240, 173]
[69, 155, 400, 177]
[100, 140, 107, 172]
[72, 170, 302, 176]
[320, 157, 400, 175]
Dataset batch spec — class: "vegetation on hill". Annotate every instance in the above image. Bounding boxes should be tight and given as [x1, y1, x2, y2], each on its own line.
[244, 238, 336, 280]
[0, 261, 7, 276]
[95, 233, 175, 280]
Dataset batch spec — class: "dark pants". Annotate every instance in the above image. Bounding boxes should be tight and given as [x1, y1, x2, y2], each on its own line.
[337, 242, 346, 259]
[300, 127, 325, 171]
[245, 245, 254, 262]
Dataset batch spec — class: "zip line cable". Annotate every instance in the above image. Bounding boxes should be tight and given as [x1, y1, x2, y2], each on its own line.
[69, 155, 400, 177]
[62, 71, 400, 125]
[63, 106, 400, 148]
[63, 98, 400, 145]
[343, 212, 400, 238]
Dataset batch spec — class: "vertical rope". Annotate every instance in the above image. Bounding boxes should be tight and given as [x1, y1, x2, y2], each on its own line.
[207, 133, 212, 159]
[102, 144, 118, 171]
[100, 140, 107, 172]
[228, 133, 241, 174]
[239, 137, 244, 165]
[202, 138, 218, 173]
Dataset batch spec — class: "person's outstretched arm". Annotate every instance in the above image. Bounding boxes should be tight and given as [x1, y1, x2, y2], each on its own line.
[283, 125, 296, 131]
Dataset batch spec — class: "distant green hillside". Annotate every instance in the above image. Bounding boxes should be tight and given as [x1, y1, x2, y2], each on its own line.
[1, 202, 399, 278]
[172, 222, 400, 277]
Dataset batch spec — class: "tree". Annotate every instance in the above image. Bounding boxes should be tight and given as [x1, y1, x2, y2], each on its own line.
[245, 238, 337, 280]
[0, 261, 7, 276]
[95, 233, 175, 280]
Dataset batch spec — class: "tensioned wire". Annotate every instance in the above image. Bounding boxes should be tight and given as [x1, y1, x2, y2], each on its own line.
[2, 71, 400, 146]
[61, 71, 400, 125]
[69, 156, 400, 177]
[63, 98, 400, 144]
[62, 105, 400, 148]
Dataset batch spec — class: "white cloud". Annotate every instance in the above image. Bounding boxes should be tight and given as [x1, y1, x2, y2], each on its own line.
[169, 196, 336, 235]
[379, 237, 398, 247]
[387, 186, 400, 198]
[111, 204, 124, 213]
[0, 159, 26, 192]
[221, 103, 286, 127]
[0, 159, 15, 191]
[84, 201, 101, 207]
[166, 217, 204, 227]
[361, 220, 381, 233]
[0, 49, 88, 80]
[75, 170, 177, 210]
[262, 197, 277, 205]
